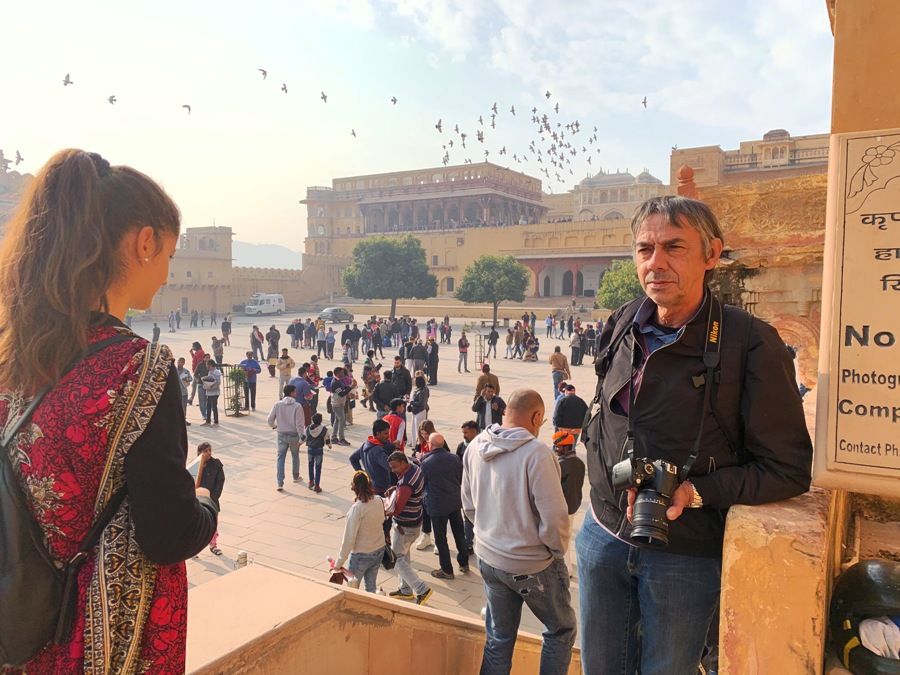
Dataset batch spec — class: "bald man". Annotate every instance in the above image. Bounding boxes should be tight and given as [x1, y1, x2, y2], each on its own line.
[461, 388, 575, 674]
[419, 431, 469, 579]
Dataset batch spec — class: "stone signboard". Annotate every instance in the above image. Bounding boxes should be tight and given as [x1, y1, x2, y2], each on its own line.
[814, 128, 900, 496]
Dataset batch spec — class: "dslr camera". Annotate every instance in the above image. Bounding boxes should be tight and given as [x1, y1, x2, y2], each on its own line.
[611, 452, 680, 548]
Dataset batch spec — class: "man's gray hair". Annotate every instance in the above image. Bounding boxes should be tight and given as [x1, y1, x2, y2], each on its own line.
[630, 196, 724, 257]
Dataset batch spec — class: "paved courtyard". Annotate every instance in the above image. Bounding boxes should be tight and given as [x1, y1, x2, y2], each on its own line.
[132, 310, 600, 636]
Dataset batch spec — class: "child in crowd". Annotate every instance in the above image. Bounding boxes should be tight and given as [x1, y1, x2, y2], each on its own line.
[553, 431, 585, 576]
[303, 412, 332, 493]
[196, 442, 225, 555]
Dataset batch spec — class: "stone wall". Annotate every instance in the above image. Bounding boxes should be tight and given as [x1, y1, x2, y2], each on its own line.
[700, 174, 828, 387]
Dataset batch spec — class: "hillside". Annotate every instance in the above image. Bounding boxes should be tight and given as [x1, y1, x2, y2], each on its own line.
[232, 241, 302, 269]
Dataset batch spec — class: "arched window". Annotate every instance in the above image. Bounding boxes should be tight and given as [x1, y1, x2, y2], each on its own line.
[317, 207, 326, 217]
[317, 225, 326, 236]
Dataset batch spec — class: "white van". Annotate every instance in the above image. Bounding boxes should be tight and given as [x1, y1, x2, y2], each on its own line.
[244, 293, 285, 316]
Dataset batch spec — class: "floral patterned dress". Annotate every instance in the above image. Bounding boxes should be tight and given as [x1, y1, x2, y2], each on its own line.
[2, 325, 198, 674]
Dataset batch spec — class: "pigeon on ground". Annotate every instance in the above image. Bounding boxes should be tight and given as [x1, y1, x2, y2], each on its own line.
[62, 73, 73, 86]
[259, 69, 267, 79]
[282, 83, 288, 93]
[183, 105, 191, 114]
[108, 95, 116, 105]
[15, 151, 23, 165]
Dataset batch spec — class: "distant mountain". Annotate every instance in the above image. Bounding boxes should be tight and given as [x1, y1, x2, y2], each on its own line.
[232, 241, 302, 269]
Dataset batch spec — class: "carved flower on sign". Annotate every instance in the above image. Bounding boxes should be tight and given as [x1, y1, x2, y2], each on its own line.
[847, 141, 900, 201]
[862, 145, 896, 167]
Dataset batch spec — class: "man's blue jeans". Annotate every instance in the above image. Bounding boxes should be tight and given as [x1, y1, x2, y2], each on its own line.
[575, 514, 721, 675]
[276, 432, 300, 487]
[551, 369, 565, 401]
[478, 557, 576, 675]
[348, 546, 384, 593]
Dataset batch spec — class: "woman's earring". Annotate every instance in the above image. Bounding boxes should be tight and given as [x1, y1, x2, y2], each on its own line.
[143, 257, 150, 263]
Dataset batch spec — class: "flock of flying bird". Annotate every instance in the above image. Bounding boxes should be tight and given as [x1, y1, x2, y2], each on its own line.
[6, 70, 650, 191]
[430, 91, 650, 188]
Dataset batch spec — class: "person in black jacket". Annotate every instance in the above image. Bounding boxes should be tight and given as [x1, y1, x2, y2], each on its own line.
[552, 431, 584, 577]
[197, 442, 225, 555]
[426, 338, 439, 385]
[391, 356, 413, 398]
[578, 195, 813, 673]
[471, 384, 506, 431]
[372, 370, 400, 420]
[552, 384, 589, 445]
[420, 432, 470, 579]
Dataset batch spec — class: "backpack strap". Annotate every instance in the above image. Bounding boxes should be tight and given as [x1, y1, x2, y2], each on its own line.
[589, 298, 643, 406]
[709, 305, 753, 459]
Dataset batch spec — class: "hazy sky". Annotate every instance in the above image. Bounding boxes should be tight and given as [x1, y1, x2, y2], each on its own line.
[2, 0, 833, 248]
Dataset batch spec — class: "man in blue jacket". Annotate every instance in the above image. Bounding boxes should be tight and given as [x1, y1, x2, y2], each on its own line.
[238, 351, 262, 411]
[349, 419, 396, 536]
[421, 432, 469, 579]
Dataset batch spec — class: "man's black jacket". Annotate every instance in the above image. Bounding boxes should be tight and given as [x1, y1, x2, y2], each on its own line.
[585, 293, 812, 558]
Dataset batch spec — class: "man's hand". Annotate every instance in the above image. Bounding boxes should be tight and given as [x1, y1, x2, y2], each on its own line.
[665, 482, 695, 521]
[626, 482, 695, 523]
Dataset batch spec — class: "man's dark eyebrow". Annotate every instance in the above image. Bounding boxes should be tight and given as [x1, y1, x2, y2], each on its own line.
[635, 236, 688, 247]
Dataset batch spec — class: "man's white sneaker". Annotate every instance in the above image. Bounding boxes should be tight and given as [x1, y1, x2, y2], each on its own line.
[414, 533, 433, 550]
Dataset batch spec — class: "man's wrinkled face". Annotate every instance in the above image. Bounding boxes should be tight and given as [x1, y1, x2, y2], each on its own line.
[462, 426, 478, 443]
[634, 213, 721, 316]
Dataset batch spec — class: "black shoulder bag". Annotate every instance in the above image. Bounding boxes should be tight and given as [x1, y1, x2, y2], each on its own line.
[1, 334, 132, 667]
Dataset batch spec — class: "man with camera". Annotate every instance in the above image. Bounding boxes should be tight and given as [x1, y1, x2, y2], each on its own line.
[578, 196, 813, 674]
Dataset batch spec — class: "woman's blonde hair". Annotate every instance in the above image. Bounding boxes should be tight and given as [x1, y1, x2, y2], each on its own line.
[0, 149, 180, 395]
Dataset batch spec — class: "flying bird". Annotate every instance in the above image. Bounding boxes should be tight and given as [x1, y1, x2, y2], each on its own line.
[391, 96, 398, 105]
[492, 102, 498, 114]
[62, 73, 73, 86]
[491, 119, 495, 129]
[510, 105, 516, 115]
[282, 83, 288, 93]
[545, 90, 551, 99]
[183, 105, 191, 114]
[108, 95, 116, 105]
[435, 119, 443, 132]
[476, 130, 484, 143]
[484, 150, 490, 159]
[587, 156, 592, 164]
[478, 115, 483, 125]
[499, 146, 506, 155]
[321, 91, 327, 102]
[454, 124, 459, 134]
[642, 96, 647, 109]
[351, 129, 357, 137]
[672, 144, 678, 150]
[448, 139, 454, 148]
[258, 69, 267, 79]
[554, 102, 559, 114]
[15, 151, 23, 165]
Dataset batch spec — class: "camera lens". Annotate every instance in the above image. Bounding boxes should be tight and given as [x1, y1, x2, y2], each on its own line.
[631, 489, 670, 547]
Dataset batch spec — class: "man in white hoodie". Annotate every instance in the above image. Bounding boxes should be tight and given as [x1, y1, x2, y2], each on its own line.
[461, 388, 576, 675]
[267, 384, 307, 491]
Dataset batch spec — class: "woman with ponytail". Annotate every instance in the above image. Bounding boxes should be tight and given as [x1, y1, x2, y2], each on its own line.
[330, 471, 388, 593]
[0, 150, 218, 673]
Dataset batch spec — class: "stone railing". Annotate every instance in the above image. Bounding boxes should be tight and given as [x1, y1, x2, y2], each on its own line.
[186, 564, 581, 674]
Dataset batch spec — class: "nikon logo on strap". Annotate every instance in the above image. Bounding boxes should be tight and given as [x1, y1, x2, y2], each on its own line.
[709, 320, 720, 345]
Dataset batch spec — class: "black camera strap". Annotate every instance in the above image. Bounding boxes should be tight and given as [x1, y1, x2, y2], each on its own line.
[625, 294, 723, 482]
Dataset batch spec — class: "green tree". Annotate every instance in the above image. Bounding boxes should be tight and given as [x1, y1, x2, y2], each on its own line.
[341, 235, 438, 317]
[596, 259, 645, 310]
[455, 254, 530, 327]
